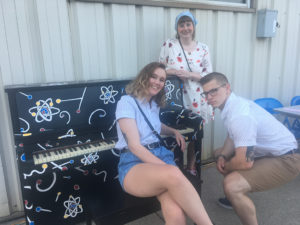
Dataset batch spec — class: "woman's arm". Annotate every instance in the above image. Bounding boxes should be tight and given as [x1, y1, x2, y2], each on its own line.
[118, 118, 165, 164]
[161, 124, 186, 152]
[159, 39, 201, 80]
[167, 69, 202, 81]
[166, 68, 180, 75]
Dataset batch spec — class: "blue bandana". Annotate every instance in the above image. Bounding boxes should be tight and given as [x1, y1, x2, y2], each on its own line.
[175, 11, 198, 30]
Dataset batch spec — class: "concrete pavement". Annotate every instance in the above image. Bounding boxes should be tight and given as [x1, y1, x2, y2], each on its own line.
[1, 165, 299, 225]
[126, 164, 300, 225]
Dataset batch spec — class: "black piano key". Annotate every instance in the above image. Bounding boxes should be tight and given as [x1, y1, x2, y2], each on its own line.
[108, 140, 114, 144]
[58, 150, 64, 155]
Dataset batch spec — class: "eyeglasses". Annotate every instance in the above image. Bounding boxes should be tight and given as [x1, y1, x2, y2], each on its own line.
[200, 84, 226, 98]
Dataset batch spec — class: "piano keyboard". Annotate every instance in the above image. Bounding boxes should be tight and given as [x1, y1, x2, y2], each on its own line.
[33, 140, 116, 165]
[33, 128, 194, 165]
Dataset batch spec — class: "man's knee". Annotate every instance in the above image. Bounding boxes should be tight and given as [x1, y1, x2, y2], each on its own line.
[223, 172, 251, 197]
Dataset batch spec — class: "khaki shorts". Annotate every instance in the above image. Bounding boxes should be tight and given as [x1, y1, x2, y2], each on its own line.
[237, 153, 300, 192]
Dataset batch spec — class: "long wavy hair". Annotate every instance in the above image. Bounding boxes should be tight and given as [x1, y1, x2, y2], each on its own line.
[126, 62, 166, 107]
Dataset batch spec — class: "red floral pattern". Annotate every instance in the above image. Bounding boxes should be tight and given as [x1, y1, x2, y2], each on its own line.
[159, 38, 214, 122]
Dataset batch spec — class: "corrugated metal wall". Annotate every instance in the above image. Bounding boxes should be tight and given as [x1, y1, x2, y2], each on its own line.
[0, 0, 299, 214]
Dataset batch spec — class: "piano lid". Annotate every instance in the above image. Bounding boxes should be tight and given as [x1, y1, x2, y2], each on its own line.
[5, 77, 183, 145]
[5, 79, 129, 144]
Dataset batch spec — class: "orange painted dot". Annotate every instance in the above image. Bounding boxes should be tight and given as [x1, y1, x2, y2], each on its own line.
[42, 164, 48, 169]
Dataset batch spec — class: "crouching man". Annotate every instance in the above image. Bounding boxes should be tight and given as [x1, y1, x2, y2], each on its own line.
[199, 72, 300, 225]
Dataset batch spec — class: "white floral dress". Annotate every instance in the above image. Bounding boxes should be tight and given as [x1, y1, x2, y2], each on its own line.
[159, 38, 214, 123]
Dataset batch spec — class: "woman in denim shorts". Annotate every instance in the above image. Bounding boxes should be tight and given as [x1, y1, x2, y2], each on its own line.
[114, 62, 213, 225]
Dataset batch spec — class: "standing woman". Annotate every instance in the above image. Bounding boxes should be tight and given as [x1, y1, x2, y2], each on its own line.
[159, 11, 213, 175]
[115, 62, 213, 225]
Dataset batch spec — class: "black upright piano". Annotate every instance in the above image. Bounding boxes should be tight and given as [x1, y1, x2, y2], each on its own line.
[5, 77, 203, 225]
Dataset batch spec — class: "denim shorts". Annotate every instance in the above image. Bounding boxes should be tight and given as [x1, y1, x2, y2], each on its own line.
[118, 146, 176, 189]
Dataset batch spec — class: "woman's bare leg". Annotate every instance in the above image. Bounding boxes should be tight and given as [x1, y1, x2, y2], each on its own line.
[123, 163, 213, 225]
[157, 191, 186, 225]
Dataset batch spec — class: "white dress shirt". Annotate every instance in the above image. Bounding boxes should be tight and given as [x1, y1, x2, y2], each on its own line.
[221, 93, 297, 157]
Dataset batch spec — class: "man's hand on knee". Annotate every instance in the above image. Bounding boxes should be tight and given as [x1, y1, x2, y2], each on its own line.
[216, 155, 227, 175]
[214, 147, 223, 159]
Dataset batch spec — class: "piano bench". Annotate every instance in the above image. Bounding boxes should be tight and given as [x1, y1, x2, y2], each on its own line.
[83, 181, 160, 225]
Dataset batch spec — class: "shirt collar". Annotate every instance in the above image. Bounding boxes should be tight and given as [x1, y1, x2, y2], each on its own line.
[221, 92, 236, 121]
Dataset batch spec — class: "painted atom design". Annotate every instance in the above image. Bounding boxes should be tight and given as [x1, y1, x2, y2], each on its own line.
[99, 85, 118, 104]
[164, 80, 175, 100]
[81, 153, 99, 166]
[63, 195, 83, 218]
[29, 98, 60, 123]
